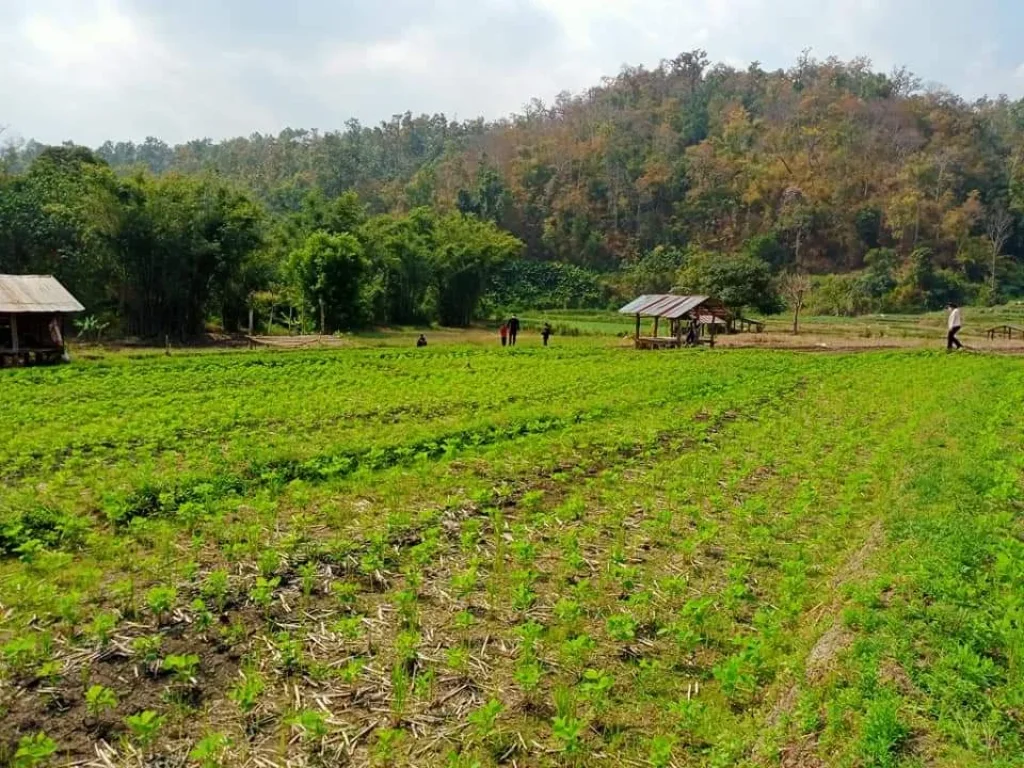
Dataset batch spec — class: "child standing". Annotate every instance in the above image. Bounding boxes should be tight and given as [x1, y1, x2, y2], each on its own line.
[500, 323, 508, 347]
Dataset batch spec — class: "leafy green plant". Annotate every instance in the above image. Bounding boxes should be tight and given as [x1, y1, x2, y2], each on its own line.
[373, 727, 406, 766]
[189, 732, 231, 768]
[858, 693, 909, 768]
[162, 653, 200, 684]
[229, 671, 265, 714]
[288, 709, 328, 742]
[467, 698, 504, 745]
[85, 684, 118, 717]
[648, 734, 675, 768]
[145, 585, 177, 623]
[88, 612, 118, 647]
[125, 710, 165, 746]
[190, 598, 214, 632]
[331, 580, 360, 606]
[249, 576, 280, 611]
[131, 634, 164, 666]
[201, 569, 230, 611]
[13, 732, 57, 767]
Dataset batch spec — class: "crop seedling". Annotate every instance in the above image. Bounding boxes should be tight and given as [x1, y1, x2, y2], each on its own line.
[551, 686, 587, 756]
[274, 632, 305, 673]
[257, 548, 281, 578]
[125, 710, 165, 746]
[190, 732, 231, 768]
[85, 685, 118, 718]
[648, 735, 675, 768]
[13, 732, 58, 768]
[331, 580, 360, 606]
[339, 657, 366, 684]
[229, 671, 265, 714]
[373, 727, 406, 766]
[131, 634, 164, 667]
[145, 585, 177, 624]
[190, 598, 214, 632]
[332, 615, 365, 641]
[446, 646, 470, 675]
[162, 653, 200, 684]
[249, 576, 280, 611]
[288, 709, 328, 742]
[298, 562, 318, 597]
[201, 569, 230, 611]
[88, 612, 118, 647]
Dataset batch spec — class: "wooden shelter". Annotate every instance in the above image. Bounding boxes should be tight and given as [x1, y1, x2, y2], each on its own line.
[0, 275, 84, 366]
[619, 294, 732, 349]
[986, 324, 1024, 341]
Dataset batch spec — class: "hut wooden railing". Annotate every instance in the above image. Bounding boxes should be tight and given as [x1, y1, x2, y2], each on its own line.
[986, 324, 1024, 340]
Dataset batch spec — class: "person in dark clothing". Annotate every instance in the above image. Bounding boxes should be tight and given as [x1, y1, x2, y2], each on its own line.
[541, 322, 552, 346]
[685, 318, 698, 346]
[507, 315, 520, 346]
[416, 334, 428, 347]
[946, 303, 963, 350]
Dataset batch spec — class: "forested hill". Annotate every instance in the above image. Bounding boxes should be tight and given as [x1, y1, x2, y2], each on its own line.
[4, 51, 1024, 333]
[9, 52, 1024, 273]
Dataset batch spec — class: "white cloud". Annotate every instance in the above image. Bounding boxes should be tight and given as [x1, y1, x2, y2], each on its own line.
[0, 0, 1021, 146]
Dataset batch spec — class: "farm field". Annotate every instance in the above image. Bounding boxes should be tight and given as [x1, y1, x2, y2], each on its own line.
[1, 344, 1023, 767]
[524, 303, 1024, 348]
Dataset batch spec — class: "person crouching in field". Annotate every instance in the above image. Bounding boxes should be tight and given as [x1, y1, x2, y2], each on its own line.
[946, 303, 963, 351]
[417, 334, 428, 348]
[500, 323, 508, 347]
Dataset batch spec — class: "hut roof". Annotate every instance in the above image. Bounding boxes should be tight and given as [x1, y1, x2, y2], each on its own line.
[618, 294, 728, 319]
[0, 275, 85, 314]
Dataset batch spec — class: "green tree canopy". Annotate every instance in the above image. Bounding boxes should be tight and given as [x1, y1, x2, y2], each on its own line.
[675, 249, 781, 314]
[430, 212, 523, 326]
[289, 231, 366, 332]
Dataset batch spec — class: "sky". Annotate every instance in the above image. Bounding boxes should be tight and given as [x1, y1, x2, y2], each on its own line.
[2, 0, 1023, 147]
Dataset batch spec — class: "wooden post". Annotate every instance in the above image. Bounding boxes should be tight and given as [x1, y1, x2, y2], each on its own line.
[248, 308, 254, 336]
[653, 316, 660, 338]
[10, 314, 18, 354]
[635, 314, 641, 344]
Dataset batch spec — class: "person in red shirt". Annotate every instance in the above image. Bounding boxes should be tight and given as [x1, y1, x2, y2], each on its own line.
[500, 323, 508, 347]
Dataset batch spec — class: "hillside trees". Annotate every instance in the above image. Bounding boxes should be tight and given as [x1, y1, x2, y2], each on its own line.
[289, 231, 366, 332]
[675, 248, 781, 314]
[4, 50, 1024, 318]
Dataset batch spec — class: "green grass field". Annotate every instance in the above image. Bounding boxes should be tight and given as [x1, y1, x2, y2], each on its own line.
[523, 303, 1024, 341]
[2, 343, 1023, 767]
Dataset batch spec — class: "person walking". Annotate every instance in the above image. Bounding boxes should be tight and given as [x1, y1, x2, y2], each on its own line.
[541, 322, 552, 347]
[508, 314, 520, 346]
[946, 303, 963, 351]
[500, 323, 508, 347]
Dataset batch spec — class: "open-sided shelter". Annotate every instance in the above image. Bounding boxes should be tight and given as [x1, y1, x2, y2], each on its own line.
[0, 275, 84, 366]
[619, 294, 731, 349]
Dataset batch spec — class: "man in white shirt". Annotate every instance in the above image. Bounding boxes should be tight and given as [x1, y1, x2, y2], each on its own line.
[946, 303, 963, 350]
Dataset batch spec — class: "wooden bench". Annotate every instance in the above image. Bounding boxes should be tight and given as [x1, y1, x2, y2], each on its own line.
[634, 336, 715, 350]
[636, 336, 681, 350]
[0, 347, 65, 367]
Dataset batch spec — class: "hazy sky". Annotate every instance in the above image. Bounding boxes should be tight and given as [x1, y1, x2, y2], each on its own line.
[2, 0, 1023, 146]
